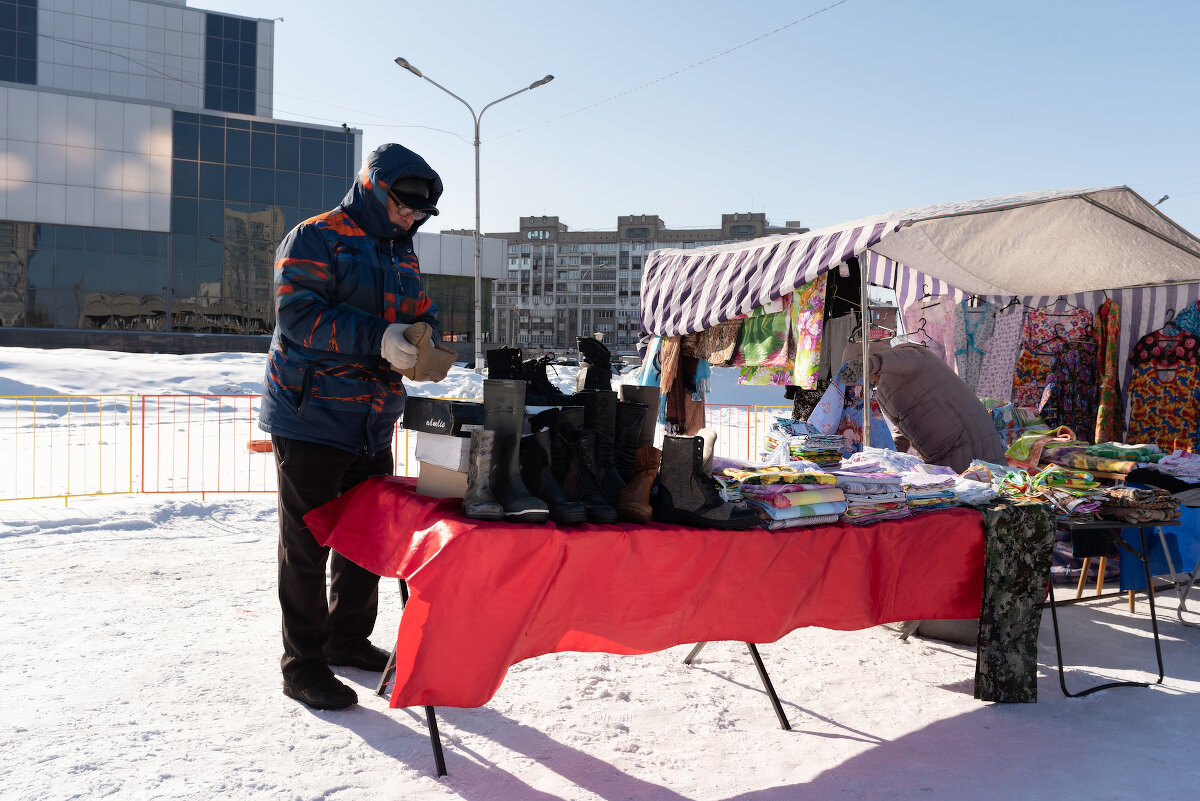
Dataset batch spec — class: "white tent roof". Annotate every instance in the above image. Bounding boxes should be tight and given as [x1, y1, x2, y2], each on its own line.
[640, 186, 1200, 337]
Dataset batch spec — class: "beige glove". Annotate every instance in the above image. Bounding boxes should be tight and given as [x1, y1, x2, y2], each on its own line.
[399, 322, 457, 383]
[381, 323, 418, 371]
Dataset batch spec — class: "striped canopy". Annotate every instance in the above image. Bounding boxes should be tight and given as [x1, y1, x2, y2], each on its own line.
[640, 186, 1200, 337]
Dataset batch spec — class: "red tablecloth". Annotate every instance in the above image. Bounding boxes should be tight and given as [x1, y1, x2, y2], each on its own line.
[305, 476, 986, 709]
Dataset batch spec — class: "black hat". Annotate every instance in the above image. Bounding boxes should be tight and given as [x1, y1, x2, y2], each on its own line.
[388, 177, 439, 215]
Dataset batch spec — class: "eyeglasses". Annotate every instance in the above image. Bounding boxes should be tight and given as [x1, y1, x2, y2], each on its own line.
[388, 193, 428, 221]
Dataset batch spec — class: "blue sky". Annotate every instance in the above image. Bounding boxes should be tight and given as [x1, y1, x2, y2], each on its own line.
[192, 0, 1200, 239]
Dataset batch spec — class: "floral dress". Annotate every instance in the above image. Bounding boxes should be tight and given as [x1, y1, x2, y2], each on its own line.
[1038, 340, 1100, 441]
[976, 305, 1026, 402]
[1125, 329, 1200, 452]
[790, 273, 828, 389]
[1011, 308, 1093, 409]
[953, 301, 996, 393]
[902, 296, 957, 370]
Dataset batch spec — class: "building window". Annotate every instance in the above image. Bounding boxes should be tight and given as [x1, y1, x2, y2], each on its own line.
[730, 225, 756, 236]
[526, 230, 550, 240]
[205, 13, 258, 115]
[0, 0, 37, 85]
[625, 227, 648, 238]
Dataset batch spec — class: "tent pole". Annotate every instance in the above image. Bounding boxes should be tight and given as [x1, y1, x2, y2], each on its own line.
[859, 258, 871, 449]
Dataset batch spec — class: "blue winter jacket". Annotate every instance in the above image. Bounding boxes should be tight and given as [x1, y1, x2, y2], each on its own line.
[257, 143, 443, 455]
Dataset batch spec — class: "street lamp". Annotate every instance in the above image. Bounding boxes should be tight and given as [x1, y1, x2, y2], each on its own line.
[394, 56, 554, 373]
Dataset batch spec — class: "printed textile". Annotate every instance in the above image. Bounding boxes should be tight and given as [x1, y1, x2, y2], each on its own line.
[733, 297, 791, 369]
[790, 273, 828, 389]
[1093, 298, 1125, 444]
[688, 319, 743, 367]
[1126, 329, 1200, 452]
[976, 305, 1026, 403]
[902, 296, 957, 370]
[1011, 308, 1093, 409]
[953, 301, 996, 393]
[973, 500, 1056, 703]
[1038, 340, 1100, 441]
[1176, 300, 1200, 337]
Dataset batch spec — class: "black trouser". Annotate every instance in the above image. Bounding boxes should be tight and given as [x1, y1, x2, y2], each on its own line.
[273, 435, 393, 691]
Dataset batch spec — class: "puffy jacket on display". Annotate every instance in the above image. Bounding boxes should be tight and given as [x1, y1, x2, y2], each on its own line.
[258, 144, 442, 454]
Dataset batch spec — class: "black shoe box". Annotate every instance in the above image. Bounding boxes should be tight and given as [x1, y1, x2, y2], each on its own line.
[402, 396, 484, 437]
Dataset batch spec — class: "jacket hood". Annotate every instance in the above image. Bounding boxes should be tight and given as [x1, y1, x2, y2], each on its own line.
[341, 143, 443, 240]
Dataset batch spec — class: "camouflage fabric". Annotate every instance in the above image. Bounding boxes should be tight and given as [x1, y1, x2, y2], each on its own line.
[974, 499, 1056, 703]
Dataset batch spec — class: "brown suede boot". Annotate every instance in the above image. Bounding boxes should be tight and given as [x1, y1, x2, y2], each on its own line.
[615, 444, 661, 524]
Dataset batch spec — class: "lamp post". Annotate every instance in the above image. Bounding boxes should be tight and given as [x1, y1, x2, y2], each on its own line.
[394, 57, 554, 374]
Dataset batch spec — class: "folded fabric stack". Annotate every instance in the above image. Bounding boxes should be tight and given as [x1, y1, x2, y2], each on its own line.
[742, 495, 848, 529]
[1097, 487, 1181, 524]
[1148, 450, 1200, 482]
[900, 472, 958, 513]
[952, 476, 998, 506]
[831, 470, 910, 525]
[841, 447, 927, 474]
[786, 433, 845, 467]
[1085, 442, 1162, 461]
[722, 465, 838, 486]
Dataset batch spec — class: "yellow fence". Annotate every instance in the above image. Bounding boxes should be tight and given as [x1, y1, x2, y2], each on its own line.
[0, 394, 791, 503]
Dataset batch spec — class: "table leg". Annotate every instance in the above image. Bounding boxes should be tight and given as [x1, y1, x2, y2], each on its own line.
[1156, 525, 1200, 629]
[682, 642, 707, 665]
[425, 706, 447, 777]
[745, 643, 791, 731]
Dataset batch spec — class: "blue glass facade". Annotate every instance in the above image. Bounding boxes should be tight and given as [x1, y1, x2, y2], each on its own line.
[204, 12, 257, 115]
[0, 0, 36, 85]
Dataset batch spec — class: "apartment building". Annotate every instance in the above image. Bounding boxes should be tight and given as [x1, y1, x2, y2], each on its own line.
[475, 213, 805, 354]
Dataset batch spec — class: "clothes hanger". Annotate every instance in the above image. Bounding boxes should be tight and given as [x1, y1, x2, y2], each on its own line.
[1161, 308, 1182, 337]
[1042, 295, 1083, 316]
[1032, 323, 1069, 353]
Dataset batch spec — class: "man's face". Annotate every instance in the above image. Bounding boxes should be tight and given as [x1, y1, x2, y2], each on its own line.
[386, 194, 417, 231]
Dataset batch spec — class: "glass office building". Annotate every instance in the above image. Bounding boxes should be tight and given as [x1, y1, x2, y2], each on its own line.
[0, 0, 498, 354]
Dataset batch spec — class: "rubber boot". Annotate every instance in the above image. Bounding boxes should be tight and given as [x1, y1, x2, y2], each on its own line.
[613, 400, 648, 483]
[485, 347, 524, 381]
[576, 336, 614, 392]
[615, 445, 660, 524]
[483, 379, 549, 523]
[651, 434, 758, 530]
[619, 384, 661, 448]
[575, 390, 626, 504]
[550, 406, 617, 524]
[461, 429, 504, 520]
[521, 354, 572, 406]
[519, 429, 587, 525]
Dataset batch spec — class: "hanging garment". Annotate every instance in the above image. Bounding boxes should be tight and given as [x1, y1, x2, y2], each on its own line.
[687, 318, 743, 367]
[1038, 339, 1100, 441]
[953, 300, 996, 393]
[732, 296, 791, 368]
[817, 313, 856, 383]
[790, 273, 827, 389]
[1011, 307, 1093, 409]
[658, 335, 682, 393]
[902, 296, 957, 370]
[975, 304, 1026, 402]
[1175, 300, 1200, 336]
[787, 379, 831, 421]
[1093, 298, 1125, 444]
[1126, 330, 1200, 452]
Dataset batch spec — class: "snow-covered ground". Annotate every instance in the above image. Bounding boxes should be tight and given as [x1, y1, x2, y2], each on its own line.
[1, 346, 1199, 800]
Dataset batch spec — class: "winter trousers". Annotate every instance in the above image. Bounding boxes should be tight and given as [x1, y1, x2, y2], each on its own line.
[273, 435, 393, 692]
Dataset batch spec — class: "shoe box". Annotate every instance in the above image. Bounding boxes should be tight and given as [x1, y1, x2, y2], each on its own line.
[416, 461, 469, 499]
[402, 396, 483, 437]
[415, 430, 472, 472]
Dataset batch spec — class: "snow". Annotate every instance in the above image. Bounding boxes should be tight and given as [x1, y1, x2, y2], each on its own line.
[2, 346, 1199, 800]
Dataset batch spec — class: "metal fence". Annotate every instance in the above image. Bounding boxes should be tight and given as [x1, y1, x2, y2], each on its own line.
[0, 394, 790, 503]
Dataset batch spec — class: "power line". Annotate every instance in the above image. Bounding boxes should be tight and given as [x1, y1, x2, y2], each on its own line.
[491, 0, 852, 142]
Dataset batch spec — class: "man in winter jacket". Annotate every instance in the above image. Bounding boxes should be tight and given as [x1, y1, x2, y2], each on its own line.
[258, 143, 443, 710]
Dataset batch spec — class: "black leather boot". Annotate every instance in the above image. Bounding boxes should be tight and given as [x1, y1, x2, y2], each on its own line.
[651, 433, 758, 530]
[485, 347, 524, 381]
[575, 390, 626, 504]
[520, 430, 587, 525]
[544, 406, 617, 524]
[483, 379, 549, 523]
[521, 354, 573, 406]
[619, 384, 660, 448]
[576, 336, 614, 392]
[613, 400, 648, 483]
[462, 429, 504, 520]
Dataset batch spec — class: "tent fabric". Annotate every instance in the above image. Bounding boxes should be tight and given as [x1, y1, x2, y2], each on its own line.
[640, 186, 1200, 338]
[304, 475, 986, 709]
